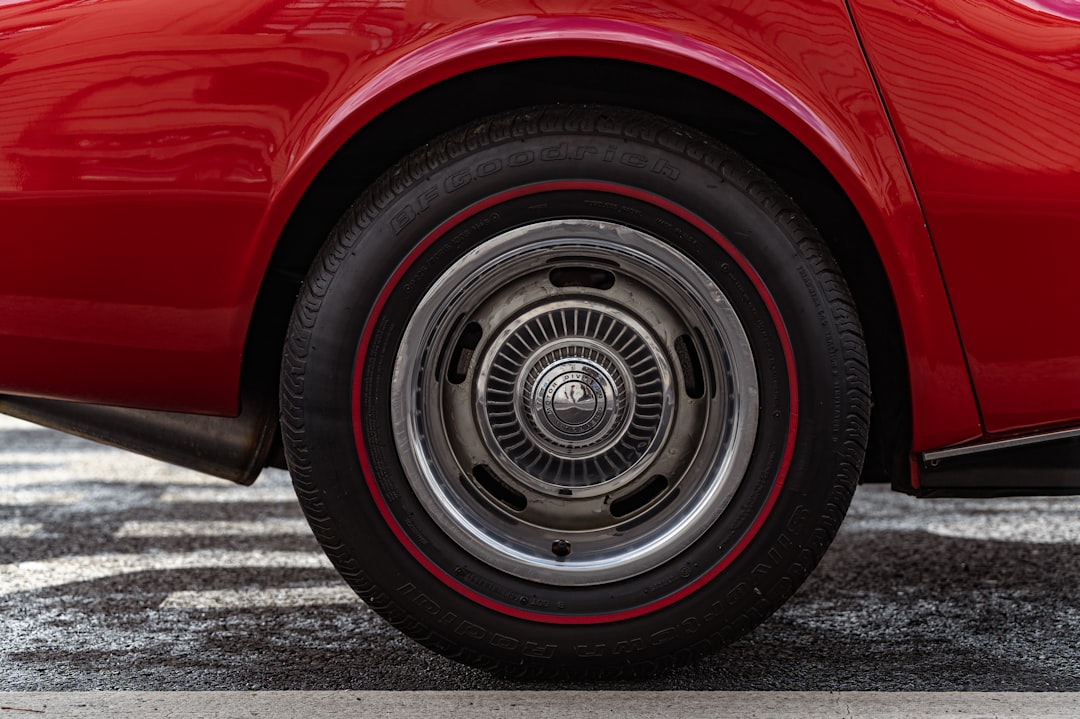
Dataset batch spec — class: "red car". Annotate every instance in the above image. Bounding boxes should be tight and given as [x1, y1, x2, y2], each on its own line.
[2, 0, 1078, 677]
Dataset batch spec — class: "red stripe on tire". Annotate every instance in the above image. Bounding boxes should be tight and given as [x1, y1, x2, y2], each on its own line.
[351, 181, 799, 624]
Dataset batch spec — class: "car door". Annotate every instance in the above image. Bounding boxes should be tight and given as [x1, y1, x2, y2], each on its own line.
[849, 0, 1080, 436]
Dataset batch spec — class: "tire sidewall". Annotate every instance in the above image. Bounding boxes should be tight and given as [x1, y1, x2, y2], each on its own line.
[288, 110, 857, 671]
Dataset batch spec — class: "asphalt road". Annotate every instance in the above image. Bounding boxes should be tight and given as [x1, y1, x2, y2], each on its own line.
[2, 414, 1079, 691]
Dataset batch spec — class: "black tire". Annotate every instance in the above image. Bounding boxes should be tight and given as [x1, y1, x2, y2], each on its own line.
[281, 106, 869, 678]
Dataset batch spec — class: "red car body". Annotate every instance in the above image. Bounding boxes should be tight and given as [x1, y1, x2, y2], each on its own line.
[2, 0, 1078, 675]
[7, 0, 1080, 451]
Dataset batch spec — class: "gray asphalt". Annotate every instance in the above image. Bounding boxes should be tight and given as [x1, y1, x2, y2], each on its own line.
[2, 415, 1079, 691]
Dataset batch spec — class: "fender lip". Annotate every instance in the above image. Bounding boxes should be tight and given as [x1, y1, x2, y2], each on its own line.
[252, 13, 979, 453]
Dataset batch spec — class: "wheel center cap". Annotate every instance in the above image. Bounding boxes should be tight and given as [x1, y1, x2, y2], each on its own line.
[531, 359, 618, 447]
[550, 379, 597, 425]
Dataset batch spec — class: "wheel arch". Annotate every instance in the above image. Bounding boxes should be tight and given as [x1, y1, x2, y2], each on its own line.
[247, 46, 971, 485]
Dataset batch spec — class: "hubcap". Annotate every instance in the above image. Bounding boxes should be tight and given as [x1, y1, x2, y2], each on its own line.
[477, 303, 673, 495]
[391, 219, 758, 586]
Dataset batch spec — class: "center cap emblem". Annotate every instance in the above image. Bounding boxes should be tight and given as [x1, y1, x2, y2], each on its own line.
[550, 380, 597, 425]
[528, 360, 616, 445]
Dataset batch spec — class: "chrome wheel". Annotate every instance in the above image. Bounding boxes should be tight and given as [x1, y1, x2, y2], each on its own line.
[392, 219, 758, 586]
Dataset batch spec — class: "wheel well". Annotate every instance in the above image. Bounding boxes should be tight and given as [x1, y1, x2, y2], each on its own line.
[248, 57, 910, 486]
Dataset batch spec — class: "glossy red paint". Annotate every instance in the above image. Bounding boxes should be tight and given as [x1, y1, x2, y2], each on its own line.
[850, 0, 1080, 437]
[0, 0, 983, 447]
[263, 5, 982, 450]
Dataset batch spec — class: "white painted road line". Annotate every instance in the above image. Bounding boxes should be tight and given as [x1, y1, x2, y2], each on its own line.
[0, 460, 225, 487]
[114, 519, 311, 538]
[0, 490, 84, 506]
[0, 415, 38, 430]
[0, 551, 334, 596]
[0, 691, 1078, 718]
[158, 487, 299, 504]
[160, 585, 361, 609]
[0, 521, 42, 538]
[845, 513, 1080, 544]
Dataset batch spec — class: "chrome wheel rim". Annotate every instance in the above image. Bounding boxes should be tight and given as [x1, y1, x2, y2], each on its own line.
[391, 219, 758, 586]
